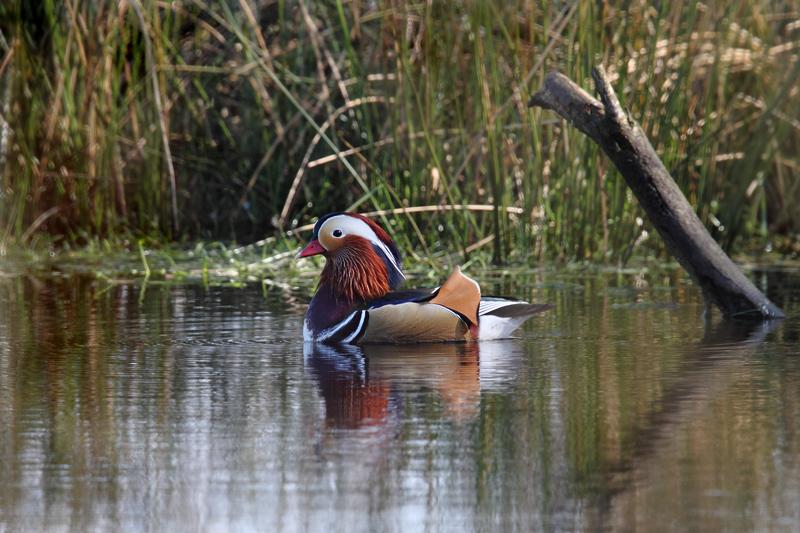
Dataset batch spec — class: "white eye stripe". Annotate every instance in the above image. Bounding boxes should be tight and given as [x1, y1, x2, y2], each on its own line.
[319, 215, 405, 279]
[379, 241, 406, 280]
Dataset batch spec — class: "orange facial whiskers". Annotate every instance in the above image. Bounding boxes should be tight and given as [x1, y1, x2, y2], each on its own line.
[320, 236, 391, 303]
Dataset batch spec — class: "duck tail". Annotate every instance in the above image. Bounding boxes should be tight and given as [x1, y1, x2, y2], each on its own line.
[477, 299, 553, 340]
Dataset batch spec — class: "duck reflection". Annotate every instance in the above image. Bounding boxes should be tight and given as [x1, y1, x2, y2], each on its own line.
[304, 340, 526, 427]
[303, 343, 389, 428]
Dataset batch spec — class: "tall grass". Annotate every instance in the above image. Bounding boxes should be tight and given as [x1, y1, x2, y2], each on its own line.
[0, 1, 798, 264]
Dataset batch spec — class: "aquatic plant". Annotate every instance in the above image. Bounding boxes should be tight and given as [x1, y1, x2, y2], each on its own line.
[0, 1, 797, 263]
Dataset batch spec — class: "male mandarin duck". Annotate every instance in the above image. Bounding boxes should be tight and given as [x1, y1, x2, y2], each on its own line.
[298, 212, 552, 344]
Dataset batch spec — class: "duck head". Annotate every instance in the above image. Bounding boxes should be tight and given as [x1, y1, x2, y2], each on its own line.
[298, 213, 405, 303]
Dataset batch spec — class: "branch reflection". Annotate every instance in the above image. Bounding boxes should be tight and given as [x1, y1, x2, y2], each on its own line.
[589, 318, 784, 530]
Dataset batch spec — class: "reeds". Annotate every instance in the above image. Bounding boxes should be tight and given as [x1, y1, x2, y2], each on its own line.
[1, 1, 798, 263]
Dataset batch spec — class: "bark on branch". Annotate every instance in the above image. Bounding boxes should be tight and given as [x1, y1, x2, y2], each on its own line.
[529, 67, 784, 319]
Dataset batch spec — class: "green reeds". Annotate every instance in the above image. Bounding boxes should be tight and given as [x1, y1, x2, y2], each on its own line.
[0, 1, 798, 263]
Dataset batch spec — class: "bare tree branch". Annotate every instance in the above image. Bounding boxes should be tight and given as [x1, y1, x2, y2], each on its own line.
[529, 67, 784, 320]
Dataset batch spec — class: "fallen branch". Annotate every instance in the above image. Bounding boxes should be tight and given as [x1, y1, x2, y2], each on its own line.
[529, 67, 784, 319]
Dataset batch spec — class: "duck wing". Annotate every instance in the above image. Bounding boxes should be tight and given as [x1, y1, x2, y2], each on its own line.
[360, 301, 470, 343]
[428, 266, 480, 326]
[311, 288, 444, 345]
[357, 267, 480, 344]
[366, 288, 438, 308]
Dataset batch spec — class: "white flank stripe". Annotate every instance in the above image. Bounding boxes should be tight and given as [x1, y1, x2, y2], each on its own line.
[342, 311, 367, 343]
[318, 311, 358, 341]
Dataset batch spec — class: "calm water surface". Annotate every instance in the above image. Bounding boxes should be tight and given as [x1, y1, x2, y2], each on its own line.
[1, 269, 799, 532]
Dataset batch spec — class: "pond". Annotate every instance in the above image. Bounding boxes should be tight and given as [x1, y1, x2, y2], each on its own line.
[1, 268, 799, 531]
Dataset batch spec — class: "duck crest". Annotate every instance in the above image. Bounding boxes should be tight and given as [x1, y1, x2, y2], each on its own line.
[345, 213, 397, 253]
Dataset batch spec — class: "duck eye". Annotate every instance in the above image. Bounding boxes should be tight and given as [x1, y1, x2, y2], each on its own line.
[332, 229, 343, 238]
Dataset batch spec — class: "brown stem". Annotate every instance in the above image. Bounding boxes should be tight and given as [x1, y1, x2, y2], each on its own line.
[128, 0, 179, 234]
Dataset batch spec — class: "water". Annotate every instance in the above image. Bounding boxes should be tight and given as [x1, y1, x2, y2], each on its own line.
[1, 269, 799, 532]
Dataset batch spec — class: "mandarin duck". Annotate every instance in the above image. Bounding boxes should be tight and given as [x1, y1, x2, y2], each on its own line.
[298, 212, 552, 344]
